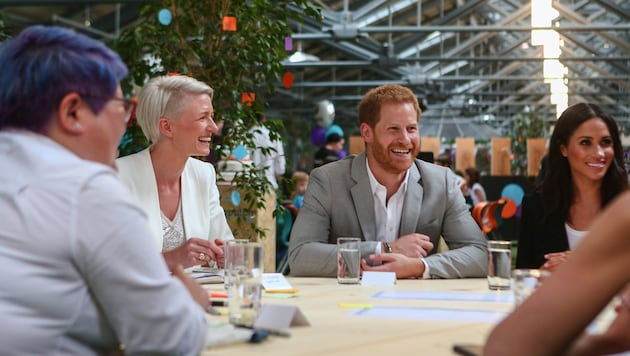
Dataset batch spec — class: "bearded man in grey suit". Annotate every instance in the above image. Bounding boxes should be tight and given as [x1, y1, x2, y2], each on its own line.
[288, 84, 487, 279]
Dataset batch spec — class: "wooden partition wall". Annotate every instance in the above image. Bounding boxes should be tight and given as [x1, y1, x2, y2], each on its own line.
[491, 137, 512, 175]
[455, 138, 475, 172]
[527, 138, 547, 176]
[420, 137, 440, 159]
[347, 135, 545, 177]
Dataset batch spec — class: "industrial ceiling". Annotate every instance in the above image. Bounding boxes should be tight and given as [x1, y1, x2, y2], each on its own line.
[1, 0, 629, 139]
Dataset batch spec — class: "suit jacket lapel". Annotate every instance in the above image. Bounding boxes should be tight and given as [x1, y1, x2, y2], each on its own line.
[136, 149, 164, 250]
[350, 152, 377, 241]
[400, 161, 423, 235]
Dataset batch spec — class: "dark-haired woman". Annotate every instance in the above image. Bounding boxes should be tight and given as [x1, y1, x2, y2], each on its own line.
[516, 103, 628, 271]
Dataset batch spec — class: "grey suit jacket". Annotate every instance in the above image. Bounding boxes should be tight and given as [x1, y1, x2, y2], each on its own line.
[288, 152, 487, 278]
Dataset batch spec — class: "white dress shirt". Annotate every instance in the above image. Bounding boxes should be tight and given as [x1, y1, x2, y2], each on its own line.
[366, 158, 431, 278]
[248, 124, 286, 190]
[0, 131, 206, 355]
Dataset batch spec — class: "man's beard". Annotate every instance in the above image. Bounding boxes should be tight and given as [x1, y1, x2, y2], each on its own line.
[370, 139, 419, 174]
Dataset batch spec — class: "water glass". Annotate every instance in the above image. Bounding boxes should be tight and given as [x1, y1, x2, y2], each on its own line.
[224, 239, 250, 289]
[226, 242, 263, 327]
[487, 240, 512, 290]
[337, 237, 361, 284]
[512, 268, 550, 306]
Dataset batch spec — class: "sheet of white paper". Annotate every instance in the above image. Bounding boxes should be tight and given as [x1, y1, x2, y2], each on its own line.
[351, 305, 507, 323]
[361, 271, 396, 286]
[371, 290, 514, 304]
[190, 272, 224, 284]
[193, 266, 222, 274]
[262, 273, 294, 291]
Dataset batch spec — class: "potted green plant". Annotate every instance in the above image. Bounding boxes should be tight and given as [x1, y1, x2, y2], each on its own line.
[113, 0, 320, 239]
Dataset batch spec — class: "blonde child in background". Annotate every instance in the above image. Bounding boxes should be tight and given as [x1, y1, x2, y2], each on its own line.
[292, 171, 309, 209]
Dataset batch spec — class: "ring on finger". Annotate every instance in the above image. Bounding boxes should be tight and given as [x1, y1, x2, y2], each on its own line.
[198, 252, 206, 261]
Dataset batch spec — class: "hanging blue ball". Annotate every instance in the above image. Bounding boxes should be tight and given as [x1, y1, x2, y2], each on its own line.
[157, 9, 172, 26]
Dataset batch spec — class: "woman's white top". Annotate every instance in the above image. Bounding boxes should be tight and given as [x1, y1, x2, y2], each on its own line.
[470, 182, 487, 207]
[565, 223, 588, 250]
[161, 201, 186, 251]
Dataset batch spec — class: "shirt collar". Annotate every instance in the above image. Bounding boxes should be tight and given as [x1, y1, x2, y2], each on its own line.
[366, 157, 409, 195]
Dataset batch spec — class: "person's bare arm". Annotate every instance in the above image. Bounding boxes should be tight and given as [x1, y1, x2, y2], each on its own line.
[162, 237, 223, 270]
[542, 251, 572, 272]
[474, 189, 486, 203]
[484, 192, 630, 356]
[563, 287, 630, 356]
[172, 265, 210, 311]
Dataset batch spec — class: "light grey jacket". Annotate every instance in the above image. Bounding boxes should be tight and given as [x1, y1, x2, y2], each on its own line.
[288, 152, 487, 278]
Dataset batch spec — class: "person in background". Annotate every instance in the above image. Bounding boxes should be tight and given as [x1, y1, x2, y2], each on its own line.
[434, 152, 468, 198]
[464, 167, 487, 207]
[248, 112, 286, 191]
[117, 75, 234, 270]
[433, 151, 453, 168]
[516, 103, 627, 271]
[291, 171, 309, 209]
[484, 191, 630, 356]
[0, 25, 208, 355]
[454, 169, 473, 208]
[313, 132, 345, 168]
[288, 84, 487, 279]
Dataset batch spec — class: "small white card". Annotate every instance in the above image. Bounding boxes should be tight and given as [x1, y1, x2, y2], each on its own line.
[361, 271, 396, 286]
[262, 273, 294, 291]
[253, 304, 310, 331]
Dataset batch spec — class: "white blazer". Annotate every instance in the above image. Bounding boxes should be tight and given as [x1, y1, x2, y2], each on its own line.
[116, 148, 233, 251]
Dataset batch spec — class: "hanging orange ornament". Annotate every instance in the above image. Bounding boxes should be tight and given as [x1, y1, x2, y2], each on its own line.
[222, 16, 237, 31]
[282, 72, 294, 89]
[241, 92, 255, 106]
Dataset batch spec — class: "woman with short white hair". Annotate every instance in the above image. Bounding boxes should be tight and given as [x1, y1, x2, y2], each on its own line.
[117, 75, 234, 270]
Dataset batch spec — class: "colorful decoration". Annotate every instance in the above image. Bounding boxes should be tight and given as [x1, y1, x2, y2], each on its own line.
[232, 144, 249, 161]
[309, 126, 326, 147]
[282, 72, 294, 89]
[501, 183, 525, 205]
[157, 9, 172, 26]
[315, 100, 335, 128]
[222, 16, 237, 31]
[241, 92, 255, 106]
[284, 36, 293, 51]
[472, 197, 518, 236]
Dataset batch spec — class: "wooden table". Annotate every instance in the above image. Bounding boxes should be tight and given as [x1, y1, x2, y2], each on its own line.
[202, 277, 512, 355]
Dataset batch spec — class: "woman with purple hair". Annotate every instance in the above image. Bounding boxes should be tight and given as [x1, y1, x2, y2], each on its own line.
[0, 26, 209, 355]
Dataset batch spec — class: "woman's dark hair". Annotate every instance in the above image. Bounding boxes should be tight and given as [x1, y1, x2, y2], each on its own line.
[539, 103, 628, 221]
[465, 167, 481, 187]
